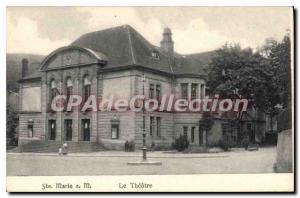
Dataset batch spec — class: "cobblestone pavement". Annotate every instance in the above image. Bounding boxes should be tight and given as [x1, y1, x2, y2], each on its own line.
[7, 147, 276, 176]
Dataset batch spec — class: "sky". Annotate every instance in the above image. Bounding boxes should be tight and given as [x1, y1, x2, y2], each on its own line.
[7, 7, 293, 55]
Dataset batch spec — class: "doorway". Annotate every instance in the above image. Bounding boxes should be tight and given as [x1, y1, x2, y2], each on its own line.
[247, 123, 255, 143]
[65, 119, 73, 141]
[82, 119, 90, 141]
[49, 120, 56, 140]
[199, 128, 204, 145]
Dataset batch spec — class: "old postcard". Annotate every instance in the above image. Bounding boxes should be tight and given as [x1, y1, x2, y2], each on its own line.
[6, 6, 294, 192]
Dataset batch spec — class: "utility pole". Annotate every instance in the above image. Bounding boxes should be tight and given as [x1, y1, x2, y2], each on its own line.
[142, 71, 147, 161]
[127, 70, 161, 165]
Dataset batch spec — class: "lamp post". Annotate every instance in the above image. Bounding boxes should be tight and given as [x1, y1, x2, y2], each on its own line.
[127, 71, 161, 165]
[142, 129, 147, 161]
[142, 71, 147, 161]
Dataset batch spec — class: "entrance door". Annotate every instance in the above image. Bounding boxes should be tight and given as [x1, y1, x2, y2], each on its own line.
[82, 119, 90, 141]
[199, 128, 203, 145]
[65, 120, 72, 141]
[49, 120, 56, 140]
[247, 123, 255, 143]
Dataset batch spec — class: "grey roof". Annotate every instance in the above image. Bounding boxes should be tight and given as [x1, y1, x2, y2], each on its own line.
[71, 25, 215, 76]
[21, 68, 42, 80]
[21, 25, 216, 81]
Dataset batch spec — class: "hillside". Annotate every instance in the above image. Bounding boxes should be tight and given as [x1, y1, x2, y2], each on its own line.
[6, 53, 44, 92]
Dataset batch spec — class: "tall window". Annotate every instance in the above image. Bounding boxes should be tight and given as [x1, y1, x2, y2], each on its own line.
[183, 126, 188, 137]
[205, 87, 209, 97]
[50, 79, 57, 102]
[150, 116, 155, 136]
[65, 119, 73, 141]
[156, 117, 161, 137]
[181, 83, 188, 99]
[28, 120, 34, 137]
[111, 124, 119, 139]
[66, 77, 73, 103]
[191, 127, 195, 143]
[191, 84, 198, 100]
[83, 76, 91, 102]
[149, 84, 155, 99]
[49, 120, 56, 140]
[156, 84, 161, 101]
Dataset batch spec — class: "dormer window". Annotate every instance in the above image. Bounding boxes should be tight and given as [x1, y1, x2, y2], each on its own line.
[151, 51, 160, 59]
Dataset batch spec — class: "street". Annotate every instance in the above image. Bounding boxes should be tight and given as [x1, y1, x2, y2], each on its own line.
[7, 147, 276, 176]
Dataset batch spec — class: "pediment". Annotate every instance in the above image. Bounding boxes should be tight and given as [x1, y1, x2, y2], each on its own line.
[40, 46, 108, 71]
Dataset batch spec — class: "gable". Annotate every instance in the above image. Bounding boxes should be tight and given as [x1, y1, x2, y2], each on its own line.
[40, 46, 108, 71]
[46, 49, 98, 69]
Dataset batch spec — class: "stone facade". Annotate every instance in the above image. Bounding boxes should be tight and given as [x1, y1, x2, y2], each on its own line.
[18, 62, 208, 149]
[17, 25, 269, 150]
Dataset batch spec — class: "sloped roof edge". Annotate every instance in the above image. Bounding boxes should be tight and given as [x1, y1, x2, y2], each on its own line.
[39, 45, 108, 71]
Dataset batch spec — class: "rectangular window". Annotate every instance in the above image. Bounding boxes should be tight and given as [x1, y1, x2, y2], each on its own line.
[191, 84, 198, 100]
[64, 119, 73, 141]
[156, 117, 161, 137]
[82, 119, 91, 141]
[111, 124, 119, 139]
[183, 126, 188, 137]
[247, 123, 252, 131]
[191, 127, 195, 143]
[49, 120, 56, 140]
[66, 87, 72, 103]
[149, 84, 155, 99]
[28, 123, 33, 138]
[205, 87, 209, 97]
[84, 85, 91, 102]
[150, 116, 155, 136]
[199, 128, 203, 145]
[156, 84, 161, 101]
[181, 83, 188, 99]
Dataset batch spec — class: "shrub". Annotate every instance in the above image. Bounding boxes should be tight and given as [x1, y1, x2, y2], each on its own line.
[172, 135, 189, 152]
[219, 139, 229, 151]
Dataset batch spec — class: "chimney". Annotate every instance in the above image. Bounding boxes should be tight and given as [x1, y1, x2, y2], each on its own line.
[21, 58, 29, 78]
[160, 27, 174, 54]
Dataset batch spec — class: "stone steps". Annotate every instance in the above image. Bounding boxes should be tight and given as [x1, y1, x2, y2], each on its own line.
[248, 143, 259, 151]
[13, 141, 106, 153]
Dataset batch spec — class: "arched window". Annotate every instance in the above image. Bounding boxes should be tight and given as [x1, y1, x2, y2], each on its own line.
[50, 79, 57, 102]
[83, 75, 91, 102]
[66, 77, 73, 103]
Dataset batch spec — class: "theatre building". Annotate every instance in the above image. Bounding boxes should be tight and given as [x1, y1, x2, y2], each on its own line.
[17, 25, 269, 151]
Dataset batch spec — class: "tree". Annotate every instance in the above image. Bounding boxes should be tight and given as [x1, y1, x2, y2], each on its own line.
[255, 35, 291, 131]
[207, 43, 277, 107]
[207, 42, 282, 139]
[6, 104, 18, 145]
[261, 34, 292, 131]
[268, 34, 291, 108]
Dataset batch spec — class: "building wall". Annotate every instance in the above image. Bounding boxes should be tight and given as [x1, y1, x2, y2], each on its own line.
[18, 48, 270, 150]
[208, 120, 226, 146]
[134, 112, 174, 149]
[174, 113, 203, 146]
[18, 66, 214, 150]
[275, 129, 293, 173]
[18, 113, 43, 145]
